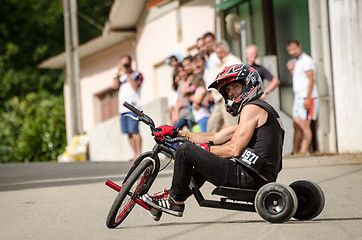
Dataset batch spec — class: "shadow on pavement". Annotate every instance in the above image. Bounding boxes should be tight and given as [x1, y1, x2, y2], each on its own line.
[115, 216, 362, 230]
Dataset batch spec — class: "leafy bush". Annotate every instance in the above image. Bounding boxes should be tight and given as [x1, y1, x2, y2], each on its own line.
[0, 92, 66, 163]
[0, 0, 113, 162]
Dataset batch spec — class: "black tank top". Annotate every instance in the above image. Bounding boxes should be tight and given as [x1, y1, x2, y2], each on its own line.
[241, 99, 285, 182]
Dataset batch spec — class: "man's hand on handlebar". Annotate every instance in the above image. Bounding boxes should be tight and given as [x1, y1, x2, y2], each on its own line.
[153, 125, 179, 141]
[196, 142, 214, 152]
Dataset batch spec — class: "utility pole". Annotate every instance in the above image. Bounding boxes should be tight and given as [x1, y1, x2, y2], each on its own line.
[63, 0, 83, 138]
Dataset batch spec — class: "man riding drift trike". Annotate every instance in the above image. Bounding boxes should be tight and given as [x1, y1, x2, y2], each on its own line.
[142, 64, 284, 218]
[105, 64, 325, 227]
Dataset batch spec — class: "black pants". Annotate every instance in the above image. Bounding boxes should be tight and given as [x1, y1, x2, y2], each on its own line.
[169, 142, 260, 202]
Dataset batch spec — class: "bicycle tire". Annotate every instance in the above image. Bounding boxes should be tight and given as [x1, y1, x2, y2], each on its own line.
[255, 183, 298, 223]
[290, 180, 325, 220]
[106, 158, 154, 228]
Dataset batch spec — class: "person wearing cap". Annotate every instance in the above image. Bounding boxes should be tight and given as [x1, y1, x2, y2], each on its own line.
[165, 51, 184, 73]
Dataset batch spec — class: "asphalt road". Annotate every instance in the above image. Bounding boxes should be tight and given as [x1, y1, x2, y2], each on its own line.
[1, 154, 362, 240]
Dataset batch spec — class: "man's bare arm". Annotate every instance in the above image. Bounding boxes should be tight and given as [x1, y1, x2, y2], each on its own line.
[178, 125, 236, 145]
[127, 73, 140, 91]
[112, 77, 120, 90]
[211, 105, 266, 158]
[304, 70, 315, 109]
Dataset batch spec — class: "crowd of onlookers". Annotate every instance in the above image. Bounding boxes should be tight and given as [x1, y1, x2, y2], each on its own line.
[165, 33, 317, 156]
[113, 29, 318, 158]
[113, 28, 317, 158]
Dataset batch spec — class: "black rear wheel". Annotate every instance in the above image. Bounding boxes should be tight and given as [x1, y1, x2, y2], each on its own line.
[106, 158, 154, 228]
[255, 183, 298, 223]
[290, 180, 325, 220]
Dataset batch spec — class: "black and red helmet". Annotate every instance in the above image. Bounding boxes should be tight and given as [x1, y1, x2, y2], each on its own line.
[209, 64, 264, 116]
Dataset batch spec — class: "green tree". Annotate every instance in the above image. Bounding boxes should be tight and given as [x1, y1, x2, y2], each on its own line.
[0, 0, 113, 162]
[0, 92, 66, 162]
[0, 0, 113, 104]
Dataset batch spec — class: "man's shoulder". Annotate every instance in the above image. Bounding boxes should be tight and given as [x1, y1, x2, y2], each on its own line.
[242, 100, 268, 114]
[297, 53, 316, 71]
[207, 52, 220, 65]
[252, 63, 263, 70]
[299, 52, 314, 63]
[252, 64, 271, 77]
[220, 54, 242, 69]
[132, 71, 144, 82]
[244, 100, 276, 113]
[238, 102, 268, 127]
[131, 71, 142, 76]
[227, 54, 242, 64]
[120, 71, 142, 78]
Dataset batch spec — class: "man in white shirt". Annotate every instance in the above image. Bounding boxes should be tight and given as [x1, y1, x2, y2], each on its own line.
[113, 55, 143, 161]
[286, 39, 318, 155]
[202, 32, 220, 87]
[207, 40, 242, 132]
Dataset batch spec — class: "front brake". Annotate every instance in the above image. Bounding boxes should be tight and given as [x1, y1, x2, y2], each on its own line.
[124, 113, 139, 121]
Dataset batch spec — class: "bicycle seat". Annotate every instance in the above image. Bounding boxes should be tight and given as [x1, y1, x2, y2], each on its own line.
[212, 186, 257, 202]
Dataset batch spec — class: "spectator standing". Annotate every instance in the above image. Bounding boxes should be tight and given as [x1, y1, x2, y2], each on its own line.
[181, 56, 196, 124]
[215, 40, 243, 70]
[286, 39, 318, 155]
[207, 40, 242, 132]
[168, 70, 181, 124]
[192, 53, 213, 110]
[165, 51, 184, 74]
[246, 45, 280, 99]
[202, 32, 220, 88]
[196, 37, 207, 57]
[165, 51, 183, 124]
[181, 55, 194, 79]
[187, 74, 210, 132]
[112, 55, 143, 161]
[171, 63, 193, 131]
[192, 53, 206, 75]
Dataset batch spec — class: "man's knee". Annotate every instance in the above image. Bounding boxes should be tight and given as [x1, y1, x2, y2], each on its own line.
[299, 119, 311, 132]
[175, 142, 193, 160]
[293, 118, 302, 129]
[176, 142, 193, 152]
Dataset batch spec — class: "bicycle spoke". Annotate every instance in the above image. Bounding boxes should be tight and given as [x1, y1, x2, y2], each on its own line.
[106, 159, 155, 228]
[116, 199, 134, 222]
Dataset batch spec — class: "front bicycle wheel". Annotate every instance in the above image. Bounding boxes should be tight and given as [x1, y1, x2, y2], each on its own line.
[106, 158, 154, 228]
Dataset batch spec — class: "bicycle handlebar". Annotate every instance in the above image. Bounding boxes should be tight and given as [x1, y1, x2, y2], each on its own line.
[164, 137, 189, 144]
[123, 101, 142, 116]
[123, 101, 155, 129]
[123, 101, 190, 144]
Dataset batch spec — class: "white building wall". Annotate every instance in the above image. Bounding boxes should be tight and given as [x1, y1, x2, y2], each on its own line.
[89, 98, 169, 161]
[65, 4, 216, 158]
[135, 5, 216, 105]
[329, 0, 362, 153]
[308, 0, 337, 153]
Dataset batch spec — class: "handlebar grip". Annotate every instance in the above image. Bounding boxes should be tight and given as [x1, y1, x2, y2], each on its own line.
[123, 101, 142, 116]
[165, 137, 190, 144]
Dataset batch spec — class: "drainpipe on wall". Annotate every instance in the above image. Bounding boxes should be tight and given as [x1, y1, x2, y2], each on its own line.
[308, 0, 337, 153]
[63, 0, 83, 140]
[215, 0, 222, 41]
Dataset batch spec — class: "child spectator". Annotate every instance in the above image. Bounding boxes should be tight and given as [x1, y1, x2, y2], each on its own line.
[171, 64, 193, 131]
[187, 74, 210, 132]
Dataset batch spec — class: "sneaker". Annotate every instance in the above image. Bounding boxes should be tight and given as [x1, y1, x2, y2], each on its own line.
[141, 189, 184, 217]
[149, 208, 162, 221]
